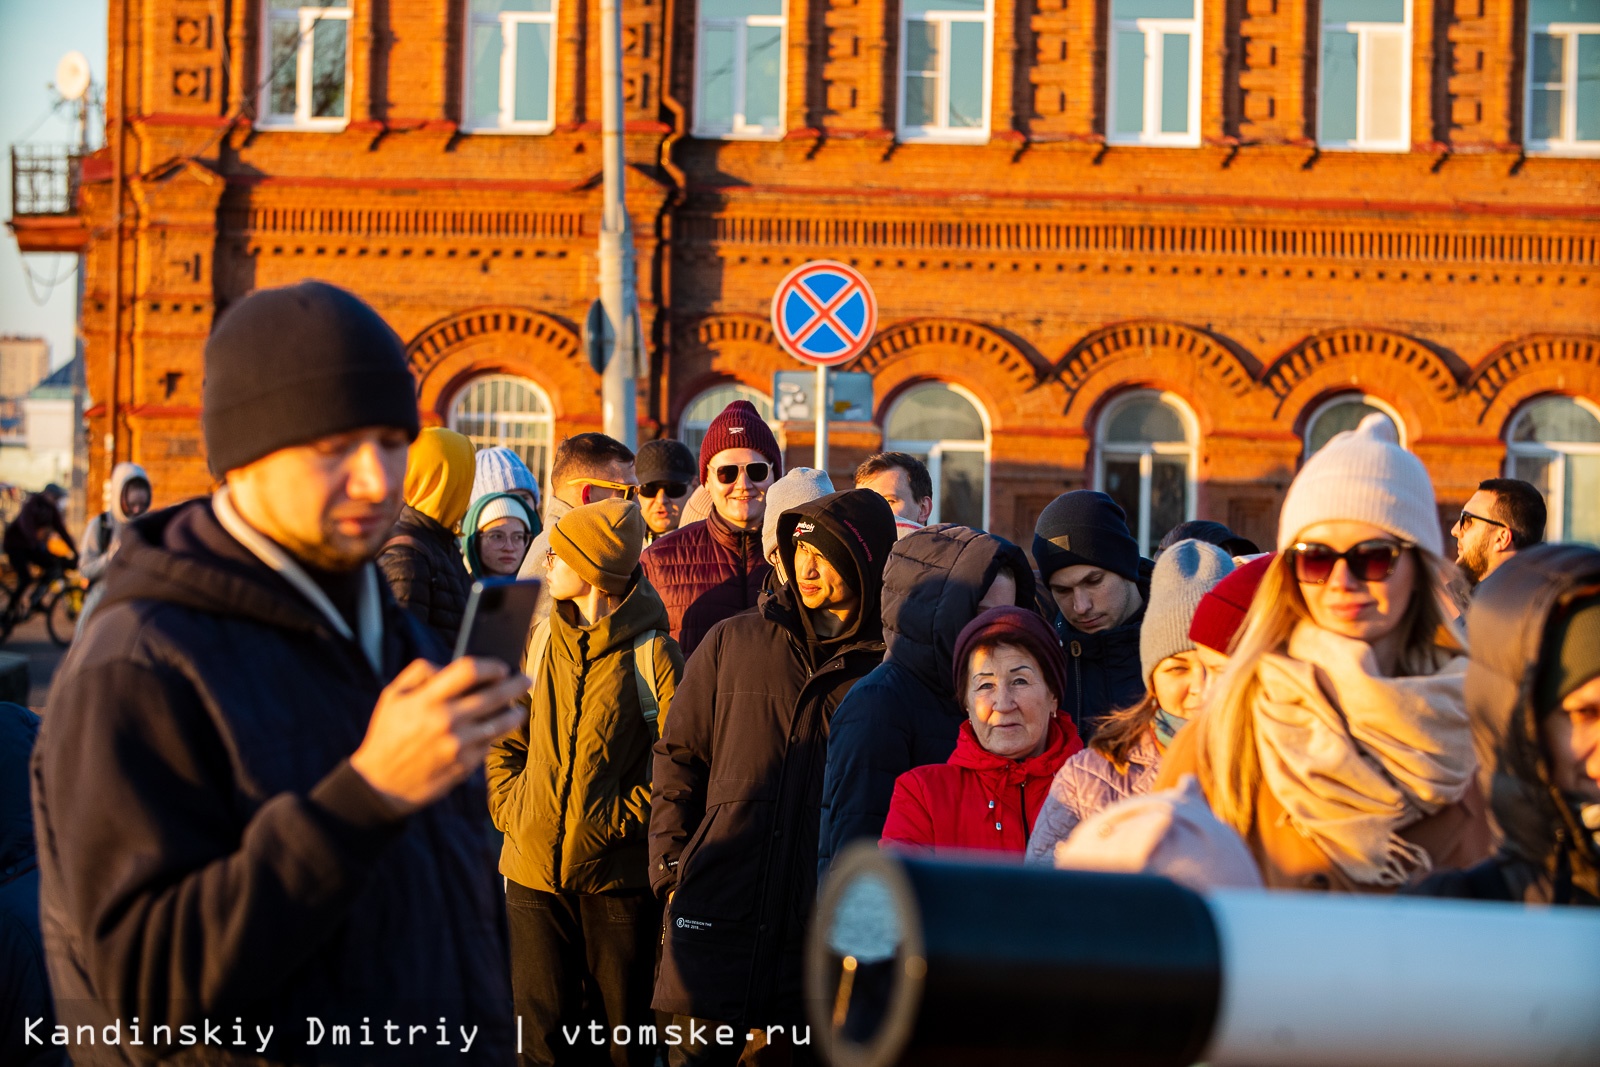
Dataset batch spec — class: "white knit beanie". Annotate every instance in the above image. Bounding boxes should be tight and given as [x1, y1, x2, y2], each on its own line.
[475, 494, 534, 534]
[1277, 413, 1442, 556]
[472, 446, 540, 505]
[1140, 539, 1235, 684]
[762, 467, 835, 561]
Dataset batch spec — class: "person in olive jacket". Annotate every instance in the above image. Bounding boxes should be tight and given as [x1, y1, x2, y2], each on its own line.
[488, 498, 685, 1067]
[649, 489, 897, 1065]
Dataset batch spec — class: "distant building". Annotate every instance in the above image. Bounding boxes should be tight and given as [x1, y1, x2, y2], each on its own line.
[0, 337, 50, 437]
[0, 359, 77, 493]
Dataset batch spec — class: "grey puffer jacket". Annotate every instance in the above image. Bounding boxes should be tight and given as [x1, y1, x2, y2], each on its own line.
[1024, 730, 1161, 866]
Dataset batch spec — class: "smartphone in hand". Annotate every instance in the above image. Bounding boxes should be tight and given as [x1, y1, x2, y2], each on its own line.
[453, 578, 543, 671]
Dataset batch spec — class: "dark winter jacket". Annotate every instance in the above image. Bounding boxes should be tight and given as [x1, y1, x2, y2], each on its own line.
[639, 507, 770, 659]
[649, 490, 896, 1026]
[487, 569, 683, 894]
[1052, 558, 1153, 741]
[377, 504, 473, 647]
[30, 499, 514, 1064]
[817, 524, 1036, 875]
[1411, 544, 1600, 906]
[1, 702, 62, 1066]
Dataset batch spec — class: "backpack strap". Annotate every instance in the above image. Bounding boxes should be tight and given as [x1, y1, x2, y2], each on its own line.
[526, 618, 552, 690]
[632, 630, 665, 726]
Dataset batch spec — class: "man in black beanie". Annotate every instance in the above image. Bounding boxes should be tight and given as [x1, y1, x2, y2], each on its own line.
[33, 281, 528, 1064]
[1031, 490, 1153, 739]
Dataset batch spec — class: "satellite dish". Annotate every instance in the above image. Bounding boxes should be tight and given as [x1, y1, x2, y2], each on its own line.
[56, 51, 91, 102]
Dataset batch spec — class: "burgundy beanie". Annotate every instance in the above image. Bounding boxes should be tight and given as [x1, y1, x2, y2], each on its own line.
[953, 606, 1068, 705]
[1188, 553, 1275, 654]
[697, 400, 783, 485]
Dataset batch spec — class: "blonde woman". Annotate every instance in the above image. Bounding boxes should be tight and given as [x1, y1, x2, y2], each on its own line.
[1158, 415, 1492, 891]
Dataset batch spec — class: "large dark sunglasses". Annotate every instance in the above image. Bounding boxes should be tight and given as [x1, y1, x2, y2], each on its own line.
[1456, 509, 1507, 531]
[641, 481, 690, 500]
[715, 462, 770, 485]
[1290, 539, 1409, 584]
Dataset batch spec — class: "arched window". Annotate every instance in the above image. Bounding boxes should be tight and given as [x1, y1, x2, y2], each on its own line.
[679, 383, 773, 454]
[884, 382, 990, 529]
[448, 374, 555, 493]
[1304, 393, 1405, 457]
[1095, 390, 1197, 556]
[1506, 395, 1600, 545]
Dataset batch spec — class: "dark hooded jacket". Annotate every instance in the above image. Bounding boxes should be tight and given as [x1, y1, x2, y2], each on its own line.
[649, 490, 896, 1026]
[816, 524, 1036, 875]
[30, 499, 513, 1064]
[639, 507, 771, 659]
[1051, 557, 1154, 741]
[1411, 544, 1600, 905]
[1, 702, 63, 1066]
[377, 503, 473, 648]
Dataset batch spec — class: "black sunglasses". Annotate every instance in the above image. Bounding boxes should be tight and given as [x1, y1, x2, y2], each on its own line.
[1290, 539, 1410, 584]
[641, 481, 690, 500]
[1456, 509, 1507, 531]
[714, 462, 770, 485]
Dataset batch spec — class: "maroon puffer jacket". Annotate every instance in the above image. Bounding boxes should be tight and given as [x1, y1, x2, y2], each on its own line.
[640, 509, 770, 659]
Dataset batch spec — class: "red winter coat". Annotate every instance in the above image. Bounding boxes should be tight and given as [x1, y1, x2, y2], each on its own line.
[639, 508, 771, 659]
[880, 714, 1082, 855]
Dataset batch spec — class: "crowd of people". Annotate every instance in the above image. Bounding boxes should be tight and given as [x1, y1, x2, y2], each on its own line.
[2, 281, 1596, 1067]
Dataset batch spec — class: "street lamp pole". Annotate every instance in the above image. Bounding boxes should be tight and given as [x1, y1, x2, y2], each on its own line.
[597, 0, 638, 448]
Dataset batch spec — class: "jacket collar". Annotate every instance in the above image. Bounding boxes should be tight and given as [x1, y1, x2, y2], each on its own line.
[706, 506, 761, 556]
[947, 714, 1080, 784]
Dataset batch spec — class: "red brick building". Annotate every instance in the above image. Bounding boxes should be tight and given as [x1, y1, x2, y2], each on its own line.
[9, 0, 1599, 553]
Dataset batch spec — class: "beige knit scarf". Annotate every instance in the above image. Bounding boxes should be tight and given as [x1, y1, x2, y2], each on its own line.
[1253, 624, 1475, 887]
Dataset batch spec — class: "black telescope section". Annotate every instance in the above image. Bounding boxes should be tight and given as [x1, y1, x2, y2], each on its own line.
[806, 845, 1221, 1067]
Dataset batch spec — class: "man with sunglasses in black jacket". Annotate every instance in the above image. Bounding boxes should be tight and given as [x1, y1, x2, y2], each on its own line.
[636, 439, 700, 545]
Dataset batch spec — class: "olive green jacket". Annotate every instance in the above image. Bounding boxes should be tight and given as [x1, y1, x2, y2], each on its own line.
[487, 569, 683, 893]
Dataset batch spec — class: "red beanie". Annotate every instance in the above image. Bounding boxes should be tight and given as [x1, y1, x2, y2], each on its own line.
[697, 400, 783, 485]
[1188, 553, 1275, 653]
[952, 606, 1068, 706]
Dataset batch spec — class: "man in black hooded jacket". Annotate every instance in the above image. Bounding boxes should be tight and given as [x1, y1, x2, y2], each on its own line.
[30, 282, 527, 1065]
[816, 523, 1035, 875]
[650, 489, 897, 1065]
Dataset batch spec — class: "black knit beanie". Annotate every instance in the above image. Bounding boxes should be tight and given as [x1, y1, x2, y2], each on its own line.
[1032, 490, 1141, 583]
[1537, 593, 1600, 718]
[202, 281, 420, 477]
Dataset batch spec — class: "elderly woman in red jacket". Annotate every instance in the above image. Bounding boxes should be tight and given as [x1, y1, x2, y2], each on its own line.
[881, 606, 1083, 854]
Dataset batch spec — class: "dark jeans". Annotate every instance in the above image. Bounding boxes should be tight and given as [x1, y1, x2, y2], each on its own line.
[506, 880, 661, 1067]
[663, 1016, 819, 1067]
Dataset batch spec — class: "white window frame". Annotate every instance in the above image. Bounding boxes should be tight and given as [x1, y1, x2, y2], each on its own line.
[1106, 3, 1202, 147]
[1094, 389, 1198, 556]
[896, 1, 994, 143]
[462, 2, 560, 134]
[1525, 18, 1600, 156]
[679, 383, 774, 453]
[448, 374, 556, 493]
[884, 382, 992, 528]
[1317, 0, 1412, 152]
[259, 2, 352, 130]
[1504, 395, 1600, 543]
[693, 0, 787, 139]
[1303, 392, 1407, 456]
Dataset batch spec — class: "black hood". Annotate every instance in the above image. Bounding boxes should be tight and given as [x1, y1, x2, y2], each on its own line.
[879, 524, 1036, 692]
[777, 489, 898, 647]
[0, 702, 40, 873]
[1467, 542, 1600, 895]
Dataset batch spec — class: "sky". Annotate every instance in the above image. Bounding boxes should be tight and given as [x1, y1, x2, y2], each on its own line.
[0, 0, 108, 371]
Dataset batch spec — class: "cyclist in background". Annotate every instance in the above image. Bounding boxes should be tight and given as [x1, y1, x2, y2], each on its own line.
[3, 483, 77, 612]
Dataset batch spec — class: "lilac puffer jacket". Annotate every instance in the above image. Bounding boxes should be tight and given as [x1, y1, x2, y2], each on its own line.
[1024, 730, 1162, 866]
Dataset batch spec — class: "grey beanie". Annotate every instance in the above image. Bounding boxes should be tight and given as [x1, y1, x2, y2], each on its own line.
[762, 468, 834, 561]
[1140, 538, 1235, 685]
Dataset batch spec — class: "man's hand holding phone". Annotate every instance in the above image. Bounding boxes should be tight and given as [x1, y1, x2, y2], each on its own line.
[351, 657, 531, 815]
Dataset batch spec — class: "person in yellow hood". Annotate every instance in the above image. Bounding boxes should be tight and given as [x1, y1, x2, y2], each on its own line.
[377, 427, 477, 646]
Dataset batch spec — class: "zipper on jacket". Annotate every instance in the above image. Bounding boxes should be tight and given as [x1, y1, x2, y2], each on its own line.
[549, 633, 589, 891]
[1070, 640, 1083, 723]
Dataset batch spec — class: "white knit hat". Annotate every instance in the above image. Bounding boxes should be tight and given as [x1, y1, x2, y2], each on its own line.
[1140, 539, 1235, 685]
[1277, 413, 1441, 556]
[475, 494, 534, 534]
[762, 467, 835, 561]
[472, 446, 540, 505]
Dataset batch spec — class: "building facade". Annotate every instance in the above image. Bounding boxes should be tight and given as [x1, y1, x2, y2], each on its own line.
[8, 0, 1599, 552]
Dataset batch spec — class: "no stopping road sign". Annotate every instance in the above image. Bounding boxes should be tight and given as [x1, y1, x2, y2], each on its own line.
[770, 261, 878, 367]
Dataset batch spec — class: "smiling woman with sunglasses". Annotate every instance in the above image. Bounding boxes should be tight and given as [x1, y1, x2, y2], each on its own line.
[1157, 414, 1491, 893]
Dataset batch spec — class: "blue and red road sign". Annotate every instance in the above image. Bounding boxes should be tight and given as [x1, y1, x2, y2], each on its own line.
[770, 261, 878, 367]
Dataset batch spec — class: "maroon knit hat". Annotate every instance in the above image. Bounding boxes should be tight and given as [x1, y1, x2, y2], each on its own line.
[952, 606, 1068, 706]
[1188, 552, 1275, 653]
[697, 399, 783, 485]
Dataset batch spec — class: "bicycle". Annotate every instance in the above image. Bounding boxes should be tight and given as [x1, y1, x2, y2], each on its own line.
[0, 558, 87, 647]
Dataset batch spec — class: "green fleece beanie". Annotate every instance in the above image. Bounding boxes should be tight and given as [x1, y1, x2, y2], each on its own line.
[550, 498, 645, 596]
[1538, 593, 1600, 717]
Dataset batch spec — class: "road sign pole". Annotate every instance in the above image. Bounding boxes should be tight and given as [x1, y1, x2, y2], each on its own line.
[598, 0, 637, 448]
[814, 363, 828, 472]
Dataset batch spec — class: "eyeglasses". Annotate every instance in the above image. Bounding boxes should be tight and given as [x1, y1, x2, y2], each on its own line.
[1456, 509, 1507, 532]
[481, 529, 530, 548]
[641, 481, 690, 500]
[1290, 540, 1409, 584]
[568, 477, 638, 500]
[714, 462, 771, 485]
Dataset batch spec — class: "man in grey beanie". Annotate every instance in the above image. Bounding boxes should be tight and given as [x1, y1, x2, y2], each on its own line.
[32, 281, 527, 1063]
